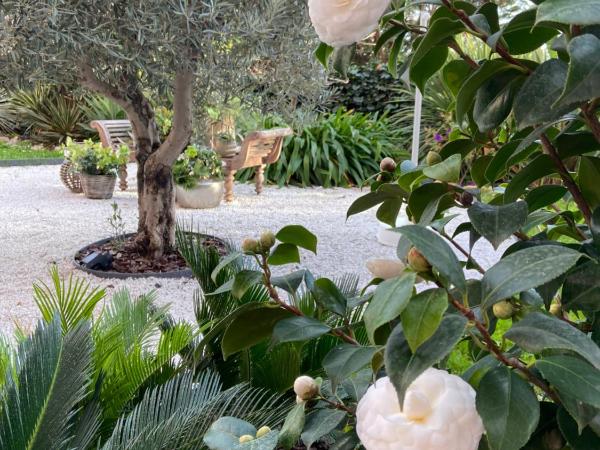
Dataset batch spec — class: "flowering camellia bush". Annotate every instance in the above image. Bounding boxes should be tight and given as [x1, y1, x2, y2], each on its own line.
[202, 1, 600, 449]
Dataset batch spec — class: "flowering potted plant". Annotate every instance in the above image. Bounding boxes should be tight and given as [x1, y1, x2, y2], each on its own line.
[63, 138, 129, 199]
[173, 145, 224, 209]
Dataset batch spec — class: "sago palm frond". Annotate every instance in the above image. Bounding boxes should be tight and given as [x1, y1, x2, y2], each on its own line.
[33, 265, 106, 334]
[93, 290, 196, 422]
[0, 318, 93, 450]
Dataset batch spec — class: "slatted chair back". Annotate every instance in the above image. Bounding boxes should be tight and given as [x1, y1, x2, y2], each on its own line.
[90, 120, 134, 191]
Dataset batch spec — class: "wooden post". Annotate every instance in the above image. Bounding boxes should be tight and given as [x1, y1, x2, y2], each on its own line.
[224, 167, 236, 202]
[255, 164, 265, 195]
[118, 165, 128, 191]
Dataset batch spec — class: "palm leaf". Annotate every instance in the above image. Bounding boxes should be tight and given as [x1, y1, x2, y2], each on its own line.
[0, 318, 93, 450]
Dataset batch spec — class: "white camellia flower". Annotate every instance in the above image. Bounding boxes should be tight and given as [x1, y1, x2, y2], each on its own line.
[308, 0, 392, 48]
[366, 258, 406, 280]
[356, 369, 484, 450]
[294, 375, 319, 401]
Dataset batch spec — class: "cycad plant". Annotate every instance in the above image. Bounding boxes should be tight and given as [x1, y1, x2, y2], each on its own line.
[0, 267, 292, 449]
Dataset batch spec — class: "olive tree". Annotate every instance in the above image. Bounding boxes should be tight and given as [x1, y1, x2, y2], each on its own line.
[1, 0, 321, 257]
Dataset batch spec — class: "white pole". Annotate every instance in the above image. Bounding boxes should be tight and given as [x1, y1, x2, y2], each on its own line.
[410, 7, 430, 165]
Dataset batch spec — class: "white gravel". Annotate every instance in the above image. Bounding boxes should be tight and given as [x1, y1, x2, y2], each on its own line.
[0, 163, 505, 336]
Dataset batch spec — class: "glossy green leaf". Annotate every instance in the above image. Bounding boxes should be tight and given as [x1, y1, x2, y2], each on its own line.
[474, 72, 523, 132]
[407, 183, 453, 224]
[221, 304, 293, 359]
[423, 154, 461, 182]
[271, 270, 306, 295]
[332, 45, 354, 78]
[268, 244, 300, 266]
[211, 251, 243, 283]
[470, 155, 493, 187]
[505, 312, 600, 369]
[323, 345, 380, 391]
[513, 59, 572, 130]
[504, 155, 556, 203]
[524, 185, 567, 212]
[456, 60, 521, 125]
[562, 262, 600, 312]
[484, 141, 523, 183]
[315, 42, 334, 69]
[438, 138, 477, 160]
[311, 278, 347, 316]
[301, 409, 346, 449]
[276, 225, 317, 254]
[557, 407, 600, 450]
[578, 156, 600, 209]
[398, 225, 467, 293]
[468, 202, 529, 249]
[537, 0, 600, 26]
[271, 316, 331, 345]
[346, 190, 395, 219]
[537, 356, 600, 408]
[278, 403, 305, 450]
[385, 314, 467, 406]
[501, 9, 558, 54]
[476, 367, 540, 450]
[232, 270, 263, 299]
[481, 245, 581, 308]
[556, 34, 600, 105]
[364, 273, 416, 344]
[442, 60, 474, 96]
[410, 45, 449, 93]
[400, 288, 448, 352]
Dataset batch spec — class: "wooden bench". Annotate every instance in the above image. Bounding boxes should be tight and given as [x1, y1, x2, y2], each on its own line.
[222, 128, 293, 202]
[90, 120, 134, 191]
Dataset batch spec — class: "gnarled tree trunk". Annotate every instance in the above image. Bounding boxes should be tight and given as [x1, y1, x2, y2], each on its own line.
[79, 64, 194, 258]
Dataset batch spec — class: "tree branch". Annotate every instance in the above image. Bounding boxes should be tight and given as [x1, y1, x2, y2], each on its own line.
[540, 134, 592, 227]
[582, 102, 600, 145]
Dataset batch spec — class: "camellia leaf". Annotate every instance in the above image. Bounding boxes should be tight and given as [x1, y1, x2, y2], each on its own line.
[476, 366, 540, 450]
[221, 303, 293, 359]
[513, 59, 573, 130]
[443, 60, 474, 96]
[276, 225, 317, 254]
[385, 314, 467, 406]
[422, 154, 462, 183]
[400, 288, 448, 352]
[211, 251, 243, 283]
[364, 273, 417, 344]
[268, 244, 300, 266]
[278, 403, 305, 450]
[481, 246, 581, 308]
[504, 155, 556, 203]
[557, 407, 600, 450]
[271, 316, 331, 345]
[347, 191, 393, 220]
[410, 45, 449, 93]
[556, 34, 600, 106]
[562, 261, 600, 312]
[232, 270, 263, 299]
[536, 356, 600, 408]
[398, 225, 467, 294]
[578, 156, 600, 209]
[271, 270, 306, 295]
[468, 201, 529, 249]
[311, 278, 347, 317]
[500, 9, 558, 55]
[332, 45, 355, 78]
[474, 72, 523, 132]
[505, 312, 600, 369]
[323, 345, 380, 391]
[524, 185, 567, 212]
[537, 0, 600, 26]
[314, 42, 334, 69]
[300, 409, 346, 449]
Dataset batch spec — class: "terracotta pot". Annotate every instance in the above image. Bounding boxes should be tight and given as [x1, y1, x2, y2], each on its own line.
[80, 173, 117, 199]
[176, 180, 224, 209]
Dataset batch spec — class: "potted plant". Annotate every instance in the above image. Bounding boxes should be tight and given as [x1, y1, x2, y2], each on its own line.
[213, 131, 240, 158]
[64, 138, 129, 199]
[173, 145, 224, 209]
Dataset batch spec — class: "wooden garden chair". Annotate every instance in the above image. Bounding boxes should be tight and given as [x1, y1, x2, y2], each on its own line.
[222, 128, 293, 202]
[90, 120, 134, 191]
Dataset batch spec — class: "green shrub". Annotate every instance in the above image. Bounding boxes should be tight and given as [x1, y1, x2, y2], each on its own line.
[173, 145, 223, 189]
[237, 108, 408, 187]
[64, 138, 129, 176]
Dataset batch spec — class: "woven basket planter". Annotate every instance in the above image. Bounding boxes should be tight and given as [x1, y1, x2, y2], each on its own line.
[59, 160, 83, 193]
[80, 173, 117, 199]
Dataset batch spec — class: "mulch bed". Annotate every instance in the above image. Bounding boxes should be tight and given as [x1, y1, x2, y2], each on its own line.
[75, 234, 227, 274]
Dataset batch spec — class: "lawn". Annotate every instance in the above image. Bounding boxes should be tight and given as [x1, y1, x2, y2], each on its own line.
[0, 141, 63, 161]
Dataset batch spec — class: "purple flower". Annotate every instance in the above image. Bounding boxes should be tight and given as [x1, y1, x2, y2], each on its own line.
[434, 133, 444, 143]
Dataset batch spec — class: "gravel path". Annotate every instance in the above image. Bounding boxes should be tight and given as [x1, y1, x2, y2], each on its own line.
[0, 164, 505, 336]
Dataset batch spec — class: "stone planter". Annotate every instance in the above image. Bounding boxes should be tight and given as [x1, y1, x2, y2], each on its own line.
[176, 180, 224, 209]
[80, 173, 117, 199]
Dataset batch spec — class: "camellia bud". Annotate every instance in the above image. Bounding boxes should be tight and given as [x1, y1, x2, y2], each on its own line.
[239, 435, 254, 443]
[407, 247, 431, 273]
[426, 151, 442, 166]
[366, 258, 405, 280]
[493, 300, 515, 320]
[241, 238, 259, 254]
[256, 426, 271, 438]
[380, 157, 397, 173]
[294, 375, 319, 401]
[259, 231, 276, 250]
[460, 191, 474, 207]
[549, 302, 562, 317]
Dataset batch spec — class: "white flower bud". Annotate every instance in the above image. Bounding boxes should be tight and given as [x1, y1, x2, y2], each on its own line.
[308, 0, 392, 48]
[366, 258, 405, 280]
[294, 375, 319, 401]
[356, 369, 484, 450]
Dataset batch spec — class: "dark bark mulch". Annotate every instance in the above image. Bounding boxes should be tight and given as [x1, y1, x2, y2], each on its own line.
[75, 234, 227, 274]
